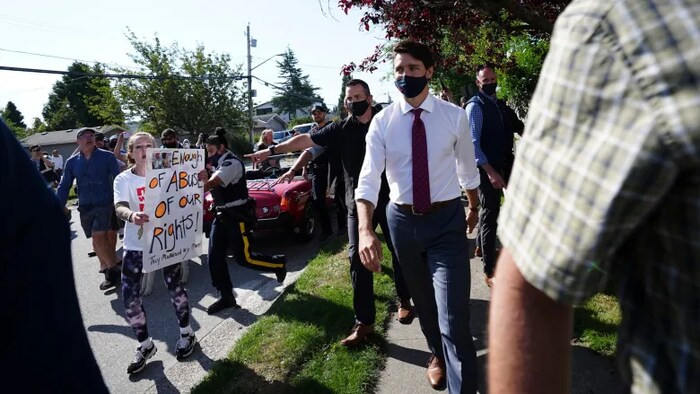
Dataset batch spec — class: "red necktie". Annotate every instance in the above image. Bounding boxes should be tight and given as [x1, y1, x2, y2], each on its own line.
[411, 108, 431, 213]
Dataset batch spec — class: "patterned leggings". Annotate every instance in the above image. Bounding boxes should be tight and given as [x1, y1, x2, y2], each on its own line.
[121, 250, 190, 342]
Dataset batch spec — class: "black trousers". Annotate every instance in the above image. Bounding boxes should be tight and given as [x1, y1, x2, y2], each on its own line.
[478, 168, 503, 277]
[308, 163, 333, 235]
[347, 199, 410, 325]
[330, 167, 347, 231]
[208, 211, 285, 294]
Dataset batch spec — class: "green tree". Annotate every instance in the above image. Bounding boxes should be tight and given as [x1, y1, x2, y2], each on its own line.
[336, 74, 352, 119]
[2, 119, 28, 139]
[271, 49, 322, 119]
[431, 24, 549, 116]
[30, 117, 48, 133]
[115, 31, 249, 146]
[2, 101, 26, 129]
[42, 62, 124, 130]
[335, 1, 563, 114]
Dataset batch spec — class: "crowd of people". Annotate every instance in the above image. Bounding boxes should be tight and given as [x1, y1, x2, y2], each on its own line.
[25, 124, 287, 375]
[10, 1, 700, 391]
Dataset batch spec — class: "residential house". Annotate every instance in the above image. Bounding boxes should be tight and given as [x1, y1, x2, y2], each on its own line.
[254, 101, 329, 123]
[20, 125, 126, 159]
[253, 113, 287, 134]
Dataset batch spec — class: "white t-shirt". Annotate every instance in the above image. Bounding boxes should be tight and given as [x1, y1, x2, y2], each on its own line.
[113, 170, 146, 251]
[50, 155, 64, 170]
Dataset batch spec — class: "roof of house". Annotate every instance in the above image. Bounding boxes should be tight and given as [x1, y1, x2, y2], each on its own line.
[20, 125, 126, 147]
[254, 101, 273, 109]
[253, 114, 287, 128]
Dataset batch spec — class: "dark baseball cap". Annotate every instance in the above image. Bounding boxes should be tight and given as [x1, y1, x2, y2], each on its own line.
[310, 105, 327, 114]
[76, 128, 97, 138]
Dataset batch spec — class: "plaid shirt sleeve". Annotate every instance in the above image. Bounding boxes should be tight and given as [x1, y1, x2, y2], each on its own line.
[498, 0, 699, 306]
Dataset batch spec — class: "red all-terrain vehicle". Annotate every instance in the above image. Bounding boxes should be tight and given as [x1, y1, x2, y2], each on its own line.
[202, 168, 316, 242]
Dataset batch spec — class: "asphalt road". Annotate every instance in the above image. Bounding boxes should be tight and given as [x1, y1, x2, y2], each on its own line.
[68, 205, 322, 393]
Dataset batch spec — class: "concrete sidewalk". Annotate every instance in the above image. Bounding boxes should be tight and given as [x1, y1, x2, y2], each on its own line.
[376, 244, 622, 394]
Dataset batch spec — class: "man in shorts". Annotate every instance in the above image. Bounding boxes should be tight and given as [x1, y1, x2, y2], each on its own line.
[57, 127, 122, 290]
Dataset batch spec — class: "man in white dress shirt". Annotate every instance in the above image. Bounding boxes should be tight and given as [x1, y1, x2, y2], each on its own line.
[355, 40, 481, 393]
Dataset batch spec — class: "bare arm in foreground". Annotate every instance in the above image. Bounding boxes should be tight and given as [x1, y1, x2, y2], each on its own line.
[488, 248, 573, 394]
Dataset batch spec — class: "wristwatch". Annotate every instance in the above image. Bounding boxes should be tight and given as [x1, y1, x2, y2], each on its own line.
[469, 206, 479, 212]
[269, 145, 276, 155]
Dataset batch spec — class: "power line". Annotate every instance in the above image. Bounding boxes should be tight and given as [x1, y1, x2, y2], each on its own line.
[0, 65, 246, 81]
[1, 47, 102, 65]
[0, 47, 141, 71]
[1, 47, 341, 76]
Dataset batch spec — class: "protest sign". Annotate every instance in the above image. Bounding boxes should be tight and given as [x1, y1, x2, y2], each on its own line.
[143, 148, 205, 273]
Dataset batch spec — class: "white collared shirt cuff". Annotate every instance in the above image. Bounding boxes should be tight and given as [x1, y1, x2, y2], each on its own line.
[460, 174, 481, 191]
[354, 188, 379, 208]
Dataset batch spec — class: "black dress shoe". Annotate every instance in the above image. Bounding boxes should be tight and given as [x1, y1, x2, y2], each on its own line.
[206, 296, 240, 315]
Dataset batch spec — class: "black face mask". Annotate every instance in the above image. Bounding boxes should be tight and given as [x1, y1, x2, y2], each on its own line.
[350, 100, 370, 117]
[481, 82, 497, 96]
[395, 75, 429, 99]
[209, 154, 221, 167]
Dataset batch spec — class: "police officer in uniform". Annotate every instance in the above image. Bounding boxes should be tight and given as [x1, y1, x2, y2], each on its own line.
[199, 130, 287, 315]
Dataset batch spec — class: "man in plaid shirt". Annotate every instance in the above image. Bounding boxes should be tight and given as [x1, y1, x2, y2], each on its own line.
[489, 0, 700, 392]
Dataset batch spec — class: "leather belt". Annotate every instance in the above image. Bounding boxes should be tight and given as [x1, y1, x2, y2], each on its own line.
[396, 198, 457, 216]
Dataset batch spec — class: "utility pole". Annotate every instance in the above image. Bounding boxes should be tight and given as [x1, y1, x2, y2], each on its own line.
[246, 24, 254, 148]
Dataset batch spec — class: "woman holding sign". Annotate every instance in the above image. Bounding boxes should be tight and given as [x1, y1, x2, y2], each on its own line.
[113, 132, 197, 375]
[198, 128, 287, 315]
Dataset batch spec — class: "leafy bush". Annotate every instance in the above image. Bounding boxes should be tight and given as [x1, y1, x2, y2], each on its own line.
[228, 131, 254, 156]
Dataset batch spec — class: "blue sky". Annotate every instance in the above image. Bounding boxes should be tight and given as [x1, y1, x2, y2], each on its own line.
[0, 0, 400, 123]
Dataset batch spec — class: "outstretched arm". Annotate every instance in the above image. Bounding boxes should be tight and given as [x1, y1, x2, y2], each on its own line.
[245, 134, 315, 164]
[276, 149, 314, 184]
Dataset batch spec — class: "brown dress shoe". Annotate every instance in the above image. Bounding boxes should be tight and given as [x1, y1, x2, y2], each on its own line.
[484, 274, 495, 288]
[427, 354, 446, 390]
[397, 298, 415, 324]
[340, 323, 374, 347]
[474, 246, 482, 257]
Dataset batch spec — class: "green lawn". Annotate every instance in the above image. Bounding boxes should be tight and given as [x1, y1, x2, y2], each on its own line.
[573, 293, 621, 357]
[192, 234, 397, 394]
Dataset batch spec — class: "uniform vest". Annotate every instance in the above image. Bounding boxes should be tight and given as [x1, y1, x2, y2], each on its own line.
[210, 151, 249, 206]
[468, 92, 507, 171]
